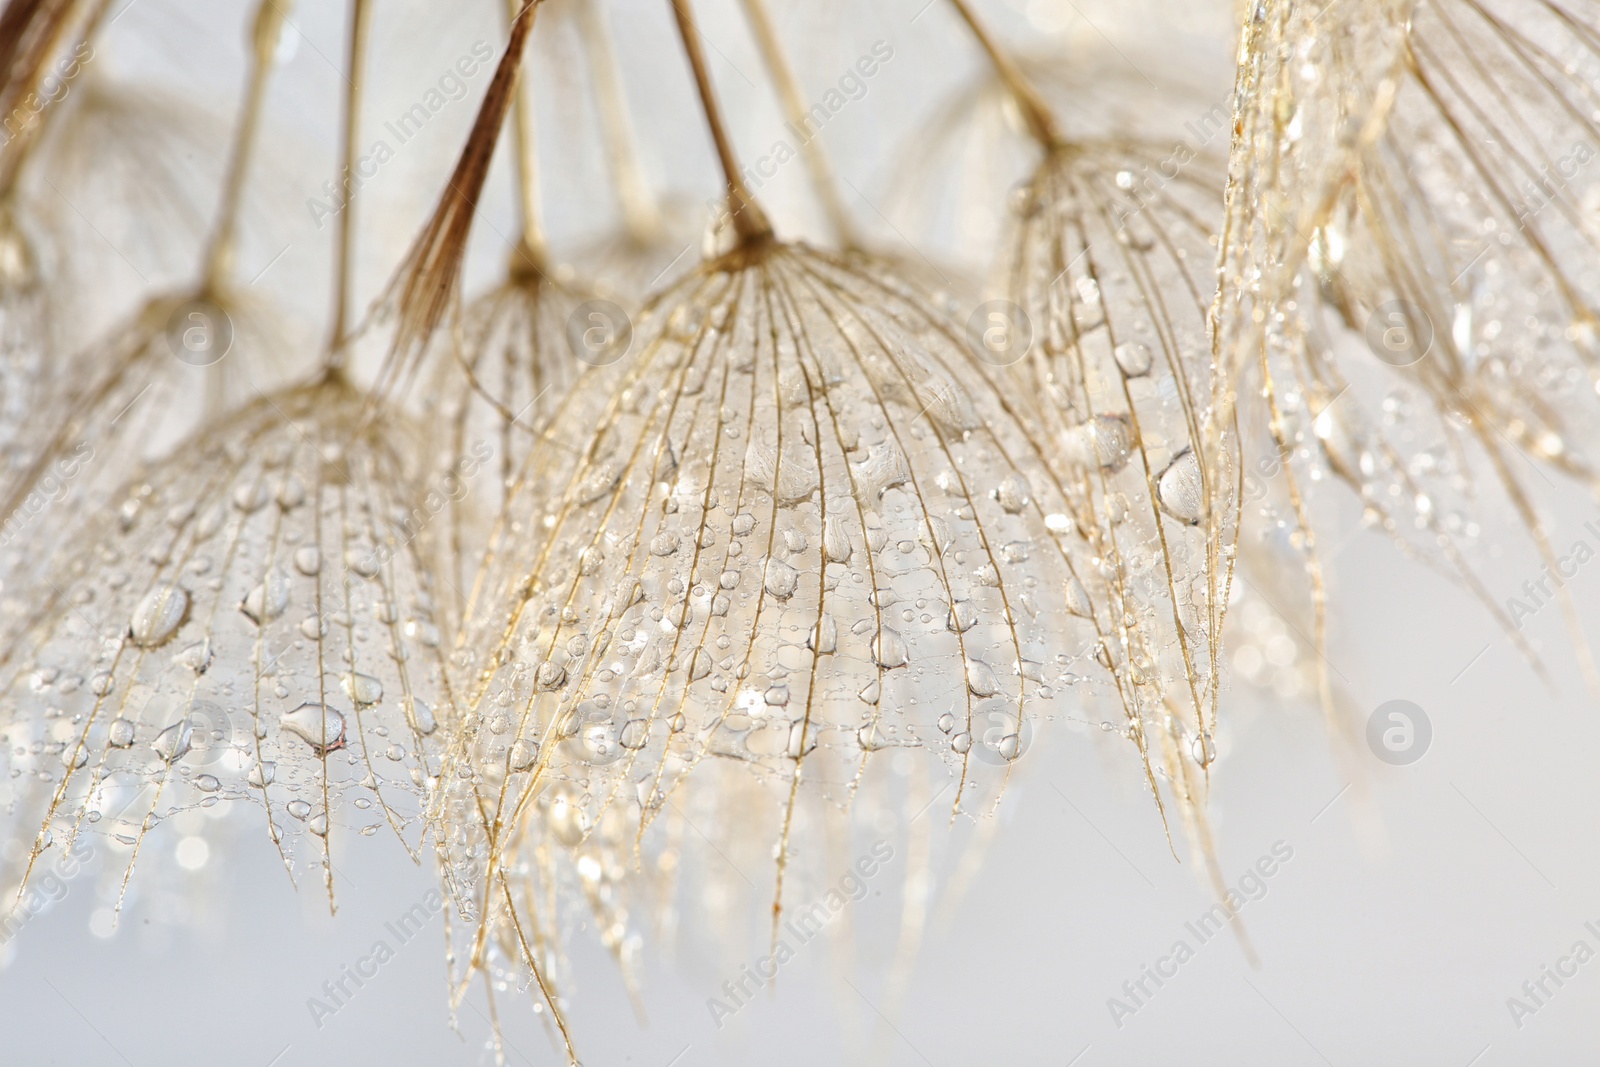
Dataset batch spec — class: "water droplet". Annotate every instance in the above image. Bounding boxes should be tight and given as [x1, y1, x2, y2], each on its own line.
[286, 799, 311, 820]
[1113, 341, 1153, 378]
[871, 628, 908, 669]
[996, 732, 1022, 761]
[689, 649, 713, 681]
[342, 672, 383, 706]
[565, 703, 621, 764]
[995, 475, 1030, 514]
[408, 698, 437, 735]
[1157, 448, 1204, 525]
[788, 720, 818, 757]
[857, 723, 893, 751]
[619, 719, 649, 749]
[536, 661, 568, 690]
[151, 719, 193, 763]
[276, 477, 306, 509]
[509, 738, 539, 772]
[404, 618, 441, 647]
[232, 481, 268, 512]
[240, 569, 290, 625]
[247, 760, 276, 787]
[346, 550, 380, 579]
[823, 515, 851, 562]
[1091, 414, 1133, 473]
[293, 546, 322, 576]
[764, 558, 798, 599]
[177, 638, 213, 673]
[1192, 731, 1216, 767]
[108, 719, 136, 747]
[280, 703, 347, 754]
[966, 659, 1000, 697]
[807, 614, 837, 654]
[194, 774, 220, 792]
[129, 586, 189, 648]
[1064, 573, 1094, 618]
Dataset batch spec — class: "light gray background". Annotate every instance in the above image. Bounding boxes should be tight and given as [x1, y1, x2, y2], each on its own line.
[3, 0, 1598, 1063]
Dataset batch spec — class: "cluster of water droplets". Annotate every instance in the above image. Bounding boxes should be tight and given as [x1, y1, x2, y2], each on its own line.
[430, 243, 1128, 951]
[1008, 141, 1239, 813]
[0, 377, 454, 905]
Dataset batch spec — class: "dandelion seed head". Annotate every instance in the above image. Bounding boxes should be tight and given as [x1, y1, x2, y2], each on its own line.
[0, 377, 455, 895]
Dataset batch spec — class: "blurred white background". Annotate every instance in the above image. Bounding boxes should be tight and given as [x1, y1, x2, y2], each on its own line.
[3, 0, 1599, 1063]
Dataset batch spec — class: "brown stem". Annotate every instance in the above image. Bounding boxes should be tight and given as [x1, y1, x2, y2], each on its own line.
[376, 0, 541, 393]
[199, 0, 287, 294]
[669, 0, 771, 244]
[737, 0, 858, 248]
[503, 0, 545, 274]
[945, 0, 1060, 148]
[327, 0, 371, 360]
[0, 0, 109, 200]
